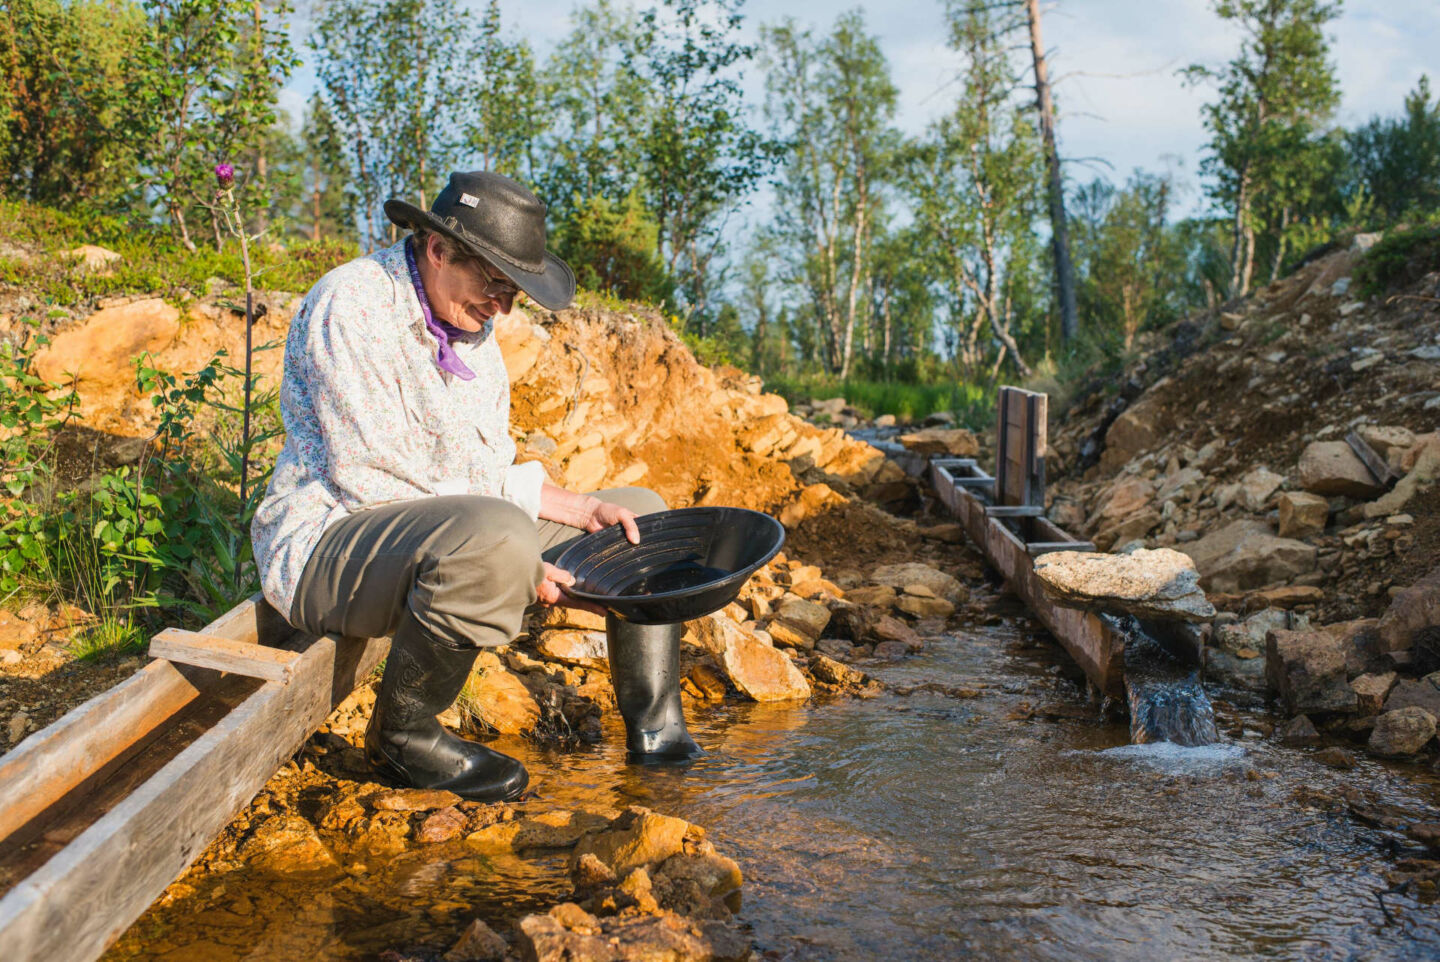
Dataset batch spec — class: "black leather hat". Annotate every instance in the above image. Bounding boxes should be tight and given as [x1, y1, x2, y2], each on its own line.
[384, 171, 575, 311]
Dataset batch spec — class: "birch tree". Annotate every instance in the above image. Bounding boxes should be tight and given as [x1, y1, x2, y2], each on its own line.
[1185, 0, 1339, 298]
[905, 1, 1041, 381]
[761, 11, 898, 378]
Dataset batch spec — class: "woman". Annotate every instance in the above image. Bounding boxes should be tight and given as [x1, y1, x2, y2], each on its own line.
[252, 171, 699, 804]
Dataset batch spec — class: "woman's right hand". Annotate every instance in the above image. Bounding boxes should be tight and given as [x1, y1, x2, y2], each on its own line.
[537, 562, 606, 615]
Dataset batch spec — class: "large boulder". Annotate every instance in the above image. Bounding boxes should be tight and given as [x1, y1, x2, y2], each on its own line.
[34, 298, 180, 388]
[1091, 477, 1154, 528]
[1277, 491, 1329, 538]
[1376, 566, 1440, 663]
[693, 615, 810, 702]
[896, 427, 978, 457]
[1296, 441, 1384, 499]
[1101, 396, 1164, 471]
[1179, 520, 1316, 593]
[1033, 548, 1214, 622]
[1265, 628, 1357, 714]
[869, 562, 967, 605]
[1382, 672, 1440, 718]
[1368, 707, 1436, 757]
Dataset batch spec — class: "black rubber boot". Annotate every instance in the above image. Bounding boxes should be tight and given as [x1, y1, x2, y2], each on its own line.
[607, 614, 702, 759]
[365, 613, 528, 802]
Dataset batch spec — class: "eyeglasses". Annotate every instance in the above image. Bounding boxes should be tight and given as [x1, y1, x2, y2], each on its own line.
[473, 256, 520, 300]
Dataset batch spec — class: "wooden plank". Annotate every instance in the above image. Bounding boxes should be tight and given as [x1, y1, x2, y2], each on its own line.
[0, 595, 293, 848]
[1345, 430, 1399, 488]
[985, 504, 1046, 517]
[0, 633, 389, 962]
[149, 629, 300, 683]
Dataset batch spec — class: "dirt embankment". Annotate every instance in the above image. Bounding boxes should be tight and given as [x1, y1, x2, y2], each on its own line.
[1043, 234, 1440, 760]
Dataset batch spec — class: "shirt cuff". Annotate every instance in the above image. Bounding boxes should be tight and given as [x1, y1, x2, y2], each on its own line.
[501, 461, 547, 520]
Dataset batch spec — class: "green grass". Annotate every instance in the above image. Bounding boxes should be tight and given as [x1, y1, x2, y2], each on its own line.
[67, 616, 146, 661]
[761, 374, 996, 429]
[0, 198, 357, 310]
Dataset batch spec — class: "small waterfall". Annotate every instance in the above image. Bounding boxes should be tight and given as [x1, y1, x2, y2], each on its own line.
[1110, 614, 1220, 747]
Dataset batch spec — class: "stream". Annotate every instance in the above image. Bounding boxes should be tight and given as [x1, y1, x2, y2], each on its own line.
[108, 598, 1440, 961]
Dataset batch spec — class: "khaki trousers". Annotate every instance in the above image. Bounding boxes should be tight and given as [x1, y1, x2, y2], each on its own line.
[289, 487, 666, 649]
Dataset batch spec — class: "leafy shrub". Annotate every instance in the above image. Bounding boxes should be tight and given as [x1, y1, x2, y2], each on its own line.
[0, 328, 280, 656]
[1354, 224, 1440, 299]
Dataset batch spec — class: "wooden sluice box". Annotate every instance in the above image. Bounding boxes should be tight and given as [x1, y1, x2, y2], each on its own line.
[929, 387, 1127, 698]
[0, 596, 392, 962]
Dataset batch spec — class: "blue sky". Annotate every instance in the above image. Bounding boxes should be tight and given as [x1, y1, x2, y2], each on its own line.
[282, 0, 1439, 221]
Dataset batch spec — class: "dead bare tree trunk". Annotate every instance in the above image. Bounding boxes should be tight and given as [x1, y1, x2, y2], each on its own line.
[1026, 0, 1077, 343]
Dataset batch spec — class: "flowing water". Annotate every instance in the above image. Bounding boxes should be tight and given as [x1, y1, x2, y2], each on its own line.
[108, 603, 1440, 961]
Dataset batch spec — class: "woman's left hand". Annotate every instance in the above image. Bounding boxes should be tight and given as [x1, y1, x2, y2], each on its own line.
[537, 562, 606, 614]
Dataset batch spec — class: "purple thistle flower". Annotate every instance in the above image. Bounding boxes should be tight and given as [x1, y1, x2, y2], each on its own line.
[214, 163, 235, 189]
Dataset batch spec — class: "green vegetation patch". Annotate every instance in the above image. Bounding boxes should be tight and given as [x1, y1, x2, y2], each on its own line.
[1354, 224, 1440, 299]
[0, 199, 356, 310]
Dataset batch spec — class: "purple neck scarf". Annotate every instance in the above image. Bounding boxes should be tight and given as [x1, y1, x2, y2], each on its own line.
[405, 238, 476, 381]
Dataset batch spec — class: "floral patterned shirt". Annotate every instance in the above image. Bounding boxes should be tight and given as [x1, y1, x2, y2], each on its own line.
[252, 240, 546, 621]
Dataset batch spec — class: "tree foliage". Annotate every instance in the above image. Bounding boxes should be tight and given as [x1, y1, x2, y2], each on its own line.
[1185, 0, 1341, 297]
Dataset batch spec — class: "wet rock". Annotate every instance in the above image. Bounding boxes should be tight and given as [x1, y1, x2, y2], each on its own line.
[239, 815, 342, 879]
[571, 807, 689, 877]
[896, 427, 978, 457]
[656, 851, 743, 901]
[1382, 672, 1440, 718]
[684, 664, 728, 700]
[808, 653, 869, 688]
[869, 562, 967, 605]
[1376, 567, 1440, 666]
[35, 298, 180, 390]
[1277, 491, 1329, 538]
[572, 852, 619, 891]
[1034, 548, 1215, 622]
[871, 614, 922, 650]
[872, 640, 909, 659]
[7, 710, 29, 744]
[470, 810, 613, 852]
[1279, 714, 1320, 746]
[464, 667, 542, 734]
[1180, 520, 1316, 593]
[617, 866, 661, 914]
[444, 918, 508, 962]
[1350, 671, 1398, 715]
[1368, 707, 1437, 757]
[1296, 441, 1385, 499]
[537, 630, 610, 671]
[517, 909, 749, 962]
[1314, 746, 1356, 770]
[701, 615, 810, 702]
[1265, 629, 1358, 714]
[370, 788, 462, 812]
[416, 806, 468, 844]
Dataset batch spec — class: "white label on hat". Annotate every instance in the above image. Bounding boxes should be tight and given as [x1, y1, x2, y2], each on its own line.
[459, 192, 480, 208]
